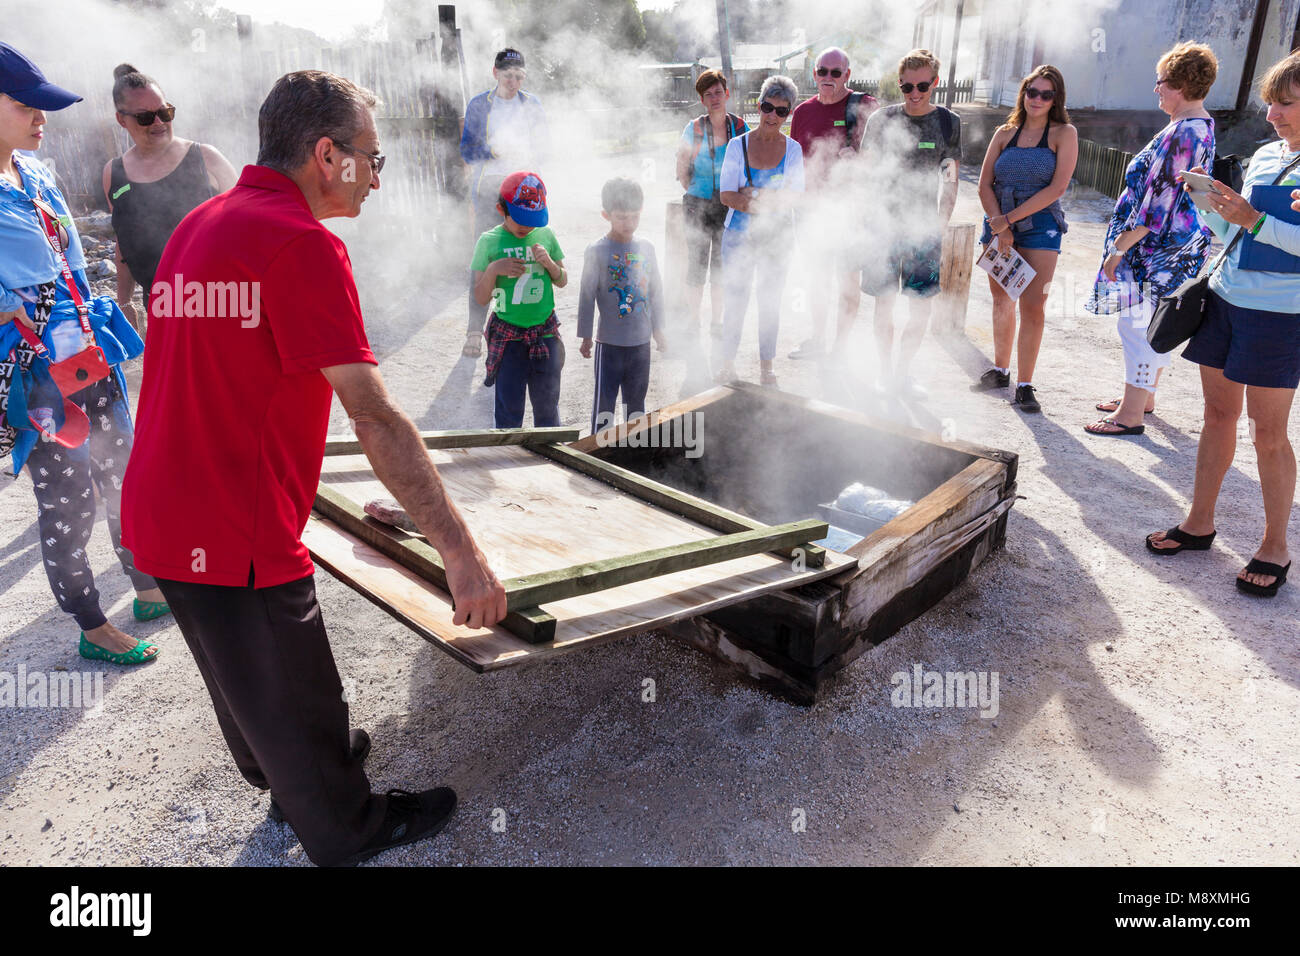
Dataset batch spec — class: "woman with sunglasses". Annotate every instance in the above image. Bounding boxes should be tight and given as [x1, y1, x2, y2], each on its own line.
[0, 44, 163, 665]
[102, 64, 236, 331]
[1083, 42, 1218, 436]
[713, 75, 805, 386]
[675, 69, 747, 344]
[972, 65, 1077, 413]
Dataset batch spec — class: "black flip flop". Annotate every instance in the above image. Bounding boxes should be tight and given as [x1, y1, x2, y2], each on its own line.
[1096, 398, 1152, 415]
[1146, 526, 1216, 556]
[1085, 417, 1144, 437]
[1236, 558, 1291, 597]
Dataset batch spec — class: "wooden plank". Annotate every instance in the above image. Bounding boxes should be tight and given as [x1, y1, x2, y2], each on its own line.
[303, 513, 855, 673]
[323, 426, 579, 456]
[936, 222, 977, 336]
[312, 484, 557, 644]
[529, 442, 826, 567]
[843, 458, 1010, 614]
[500, 519, 828, 609]
[569, 385, 732, 454]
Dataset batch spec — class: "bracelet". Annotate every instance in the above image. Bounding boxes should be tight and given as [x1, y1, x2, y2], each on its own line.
[1250, 212, 1267, 236]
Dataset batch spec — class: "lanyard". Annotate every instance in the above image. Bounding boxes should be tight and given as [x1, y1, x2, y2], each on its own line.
[31, 195, 92, 335]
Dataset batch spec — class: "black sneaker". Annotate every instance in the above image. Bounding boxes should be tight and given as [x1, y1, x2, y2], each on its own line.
[971, 368, 1010, 392]
[336, 786, 458, 867]
[269, 728, 371, 824]
[1012, 384, 1041, 413]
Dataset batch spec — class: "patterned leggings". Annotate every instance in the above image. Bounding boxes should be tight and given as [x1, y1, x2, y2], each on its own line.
[26, 372, 156, 632]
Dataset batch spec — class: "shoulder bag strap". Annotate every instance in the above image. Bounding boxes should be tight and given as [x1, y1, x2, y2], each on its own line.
[29, 196, 91, 337]
[1206, 152, 1300, 277]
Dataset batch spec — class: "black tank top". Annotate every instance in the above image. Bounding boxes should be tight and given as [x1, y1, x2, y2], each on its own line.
[109, 143, 215, 294]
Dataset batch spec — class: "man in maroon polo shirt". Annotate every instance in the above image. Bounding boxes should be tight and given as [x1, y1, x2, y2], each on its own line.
[121, 71, 507, 867]
[787, 47, 877, 361]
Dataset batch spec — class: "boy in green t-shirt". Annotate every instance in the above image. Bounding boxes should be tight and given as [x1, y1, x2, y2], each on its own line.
[470, 170, 568, 428]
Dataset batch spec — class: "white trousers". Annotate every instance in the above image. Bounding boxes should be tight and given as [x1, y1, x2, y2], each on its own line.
[1115, 297, 1170, 391]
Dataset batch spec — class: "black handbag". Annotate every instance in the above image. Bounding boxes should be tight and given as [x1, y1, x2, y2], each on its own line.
[1147, 153, 1300, 353]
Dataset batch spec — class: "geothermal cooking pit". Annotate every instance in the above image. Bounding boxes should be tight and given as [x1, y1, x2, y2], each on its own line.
[305, 382, 1018, 703]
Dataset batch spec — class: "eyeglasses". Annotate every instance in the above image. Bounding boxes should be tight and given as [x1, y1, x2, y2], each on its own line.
[815, 67, 844, 78]
[118, 105, 176, 126]
[332, 141, 386, 175]
[1155, 77, 1172, 88]
[898, 81, 933, 94]
[760, 101, 791, 117]
[1024, 87, 1056, 101]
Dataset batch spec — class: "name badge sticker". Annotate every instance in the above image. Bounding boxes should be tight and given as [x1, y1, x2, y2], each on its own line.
[919, 142, 937, 149]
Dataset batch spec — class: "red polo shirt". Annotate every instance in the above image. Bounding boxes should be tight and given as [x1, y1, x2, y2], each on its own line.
[122, 165, 376, 588]
[790, 93, 876, 189]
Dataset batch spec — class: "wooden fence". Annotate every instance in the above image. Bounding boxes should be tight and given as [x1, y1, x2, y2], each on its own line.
[1074, 138, 1134, 199]
[35, 29, 460, 219]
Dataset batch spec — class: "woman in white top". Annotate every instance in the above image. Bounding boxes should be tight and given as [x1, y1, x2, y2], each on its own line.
[713, 75, 805, 386]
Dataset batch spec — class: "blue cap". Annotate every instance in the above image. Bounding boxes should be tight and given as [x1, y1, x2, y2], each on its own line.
[0, 43, 82, 111]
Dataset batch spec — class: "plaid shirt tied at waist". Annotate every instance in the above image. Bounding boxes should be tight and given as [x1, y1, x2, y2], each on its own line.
[483, 312, 560, 387]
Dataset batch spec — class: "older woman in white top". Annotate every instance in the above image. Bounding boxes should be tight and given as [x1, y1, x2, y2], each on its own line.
[713, 74, 805, 387]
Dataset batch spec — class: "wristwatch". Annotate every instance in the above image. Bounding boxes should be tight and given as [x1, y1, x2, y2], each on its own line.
[1106, 241, 1122, 259]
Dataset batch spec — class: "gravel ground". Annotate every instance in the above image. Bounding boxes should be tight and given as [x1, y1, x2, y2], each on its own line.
[2, 156, 1298, 866]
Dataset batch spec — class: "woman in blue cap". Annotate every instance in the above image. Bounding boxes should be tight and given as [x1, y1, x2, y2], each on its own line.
[0, 42, 164, 664]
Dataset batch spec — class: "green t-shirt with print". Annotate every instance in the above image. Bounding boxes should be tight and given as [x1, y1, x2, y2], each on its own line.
[470, 224, 565, 328]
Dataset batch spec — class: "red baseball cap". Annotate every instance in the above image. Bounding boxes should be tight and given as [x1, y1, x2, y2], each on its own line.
[499, 171, 548, 228]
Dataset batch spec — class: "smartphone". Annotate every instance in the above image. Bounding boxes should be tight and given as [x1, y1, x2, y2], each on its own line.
[1180, 171, 1223, 212]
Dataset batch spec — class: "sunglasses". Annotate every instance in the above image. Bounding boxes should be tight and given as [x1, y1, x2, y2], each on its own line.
[815, 67, 844, 78]
[119, 104, 176, 126]
[898, 81, 933, 94]
[332, 141, 386, 175]
[760, 101, 791, 117]
[1024, 87, 1056, 101]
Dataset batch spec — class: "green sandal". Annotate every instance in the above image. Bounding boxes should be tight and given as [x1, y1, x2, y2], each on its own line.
[79, 632, 159, 666]
[133, 597, 171, 622]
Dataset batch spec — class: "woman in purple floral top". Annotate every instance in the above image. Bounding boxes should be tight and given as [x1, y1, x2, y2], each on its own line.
[1084, 42, 1218, 436]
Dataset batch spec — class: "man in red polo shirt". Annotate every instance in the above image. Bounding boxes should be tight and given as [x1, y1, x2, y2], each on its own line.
[788, 47, 877, 361]
[121, 71, 507, 867]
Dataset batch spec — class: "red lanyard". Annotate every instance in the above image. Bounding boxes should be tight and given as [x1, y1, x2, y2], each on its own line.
[30, 195, 92, 335]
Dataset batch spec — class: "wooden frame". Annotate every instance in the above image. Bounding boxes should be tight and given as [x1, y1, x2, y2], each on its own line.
[307, 388, 1018, 704]
[584, 382, 1020, 703]
[322, 426, 580, 457]
[312, 426, 831, 645]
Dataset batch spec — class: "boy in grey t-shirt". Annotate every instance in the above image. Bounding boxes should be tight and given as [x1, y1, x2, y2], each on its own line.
[578, 178, 666, 434]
